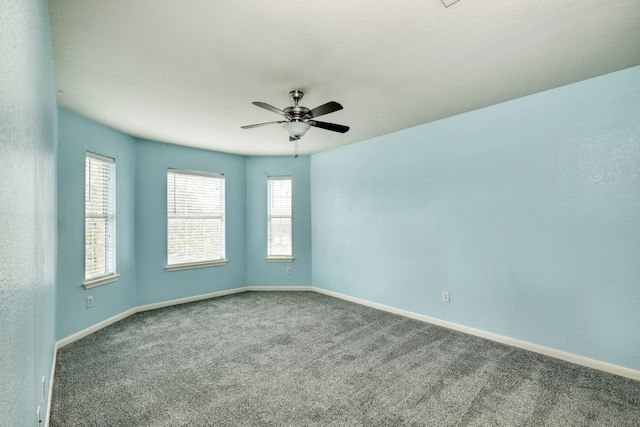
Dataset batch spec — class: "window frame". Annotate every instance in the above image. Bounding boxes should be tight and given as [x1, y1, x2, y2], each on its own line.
[84, 152, 119, 289]
[166, 169, 227, 271]
[266, 176, 293, 262]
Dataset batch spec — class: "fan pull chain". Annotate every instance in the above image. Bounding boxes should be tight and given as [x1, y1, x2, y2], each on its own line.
[294, 139, 299, 158]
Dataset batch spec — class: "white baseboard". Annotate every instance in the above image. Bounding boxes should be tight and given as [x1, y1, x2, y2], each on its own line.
[136, 287, 249, 313]
[54, 285, 640, 383]
[56, 308, 138, 349]
[246, 285, 312, 292]
[55, 287, 314, 352]
[44, 343, 57, 427]
[312, 287, 640, 382]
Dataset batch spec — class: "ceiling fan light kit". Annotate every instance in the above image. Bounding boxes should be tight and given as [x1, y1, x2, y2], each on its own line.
[283, 121, 311, 139]
[241, 90, 349, 156]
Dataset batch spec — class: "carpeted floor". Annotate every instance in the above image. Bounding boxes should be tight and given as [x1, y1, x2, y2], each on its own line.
[50, 291, 640, 426]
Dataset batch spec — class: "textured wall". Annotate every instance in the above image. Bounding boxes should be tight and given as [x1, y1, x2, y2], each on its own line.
[56, 110, 284, 339]
[56, 110, 137, 340]
[135, 139, 247, 306]
[311, 66, 640, 371]
[246, 156, 312, 287]
[0, 0, 58, 425]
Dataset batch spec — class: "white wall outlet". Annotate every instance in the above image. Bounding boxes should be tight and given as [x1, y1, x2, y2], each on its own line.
[286, 267, 292, 275]
[442, 291, 450, 303]
[86, 296, 93, 308]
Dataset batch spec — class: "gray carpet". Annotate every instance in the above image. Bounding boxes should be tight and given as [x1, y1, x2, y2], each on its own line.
[50, 291, 640, 426]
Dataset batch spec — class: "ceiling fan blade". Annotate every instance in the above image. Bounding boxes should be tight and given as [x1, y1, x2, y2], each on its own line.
[309, 120, 349, 133]
[308, 101, 343, 118]
[241, 120, 287, 129]
[252, 102, 287, 116]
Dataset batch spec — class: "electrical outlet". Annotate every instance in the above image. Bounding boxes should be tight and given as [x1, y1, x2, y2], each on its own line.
[442, 291, 450, 303]
[86, 296, 93, 308]
[286, 267, 292, 275]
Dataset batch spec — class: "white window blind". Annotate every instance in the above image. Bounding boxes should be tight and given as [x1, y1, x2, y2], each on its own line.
[267, 176, 292, 258]
[85, 153, 116, 282]
[167, 170, 225, 268]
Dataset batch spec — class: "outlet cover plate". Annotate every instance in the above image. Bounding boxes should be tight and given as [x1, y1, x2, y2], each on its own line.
[442, 291, 450, 303]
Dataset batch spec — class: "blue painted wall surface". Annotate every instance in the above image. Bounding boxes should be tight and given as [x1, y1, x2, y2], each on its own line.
[246, 156, 312, 286]
[0, 0, 58, 424]
[56, 116, 248, 334]
[135, 140, 247, 305]
[57, 110, 137, 339]
[311, 66, 640, 370]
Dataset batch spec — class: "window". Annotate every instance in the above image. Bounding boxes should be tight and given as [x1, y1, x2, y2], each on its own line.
[84, 153, 117, 288]
[167, 170, 226, 270]
[267, 176, 293, 261]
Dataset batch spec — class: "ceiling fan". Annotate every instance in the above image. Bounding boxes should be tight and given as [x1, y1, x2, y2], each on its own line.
[241, 90, 349, 156]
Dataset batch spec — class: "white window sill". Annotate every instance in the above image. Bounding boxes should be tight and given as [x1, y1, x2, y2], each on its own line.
[83, 274, 120, 289]
[266, 257, 294, 263]
[166, 259, 227, 272]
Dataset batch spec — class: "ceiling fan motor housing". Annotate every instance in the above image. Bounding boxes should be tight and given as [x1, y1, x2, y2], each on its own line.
[284, 106, 311, 121]
[286, 90, 310, 120]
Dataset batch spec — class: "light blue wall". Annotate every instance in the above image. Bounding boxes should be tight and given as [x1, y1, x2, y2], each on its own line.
[135, 140, 247, 305]
[311, 66, 640, 371]
[246, 156, 312, 286]
[57, 109, 137, 339]
[0, 0, 58, 424]
[56, 118, 249, 331]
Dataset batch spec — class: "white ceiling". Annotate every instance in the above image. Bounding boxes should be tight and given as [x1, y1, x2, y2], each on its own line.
[48, 0, 640, 156]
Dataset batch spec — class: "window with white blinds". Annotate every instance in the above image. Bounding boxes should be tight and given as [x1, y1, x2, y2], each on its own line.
[167, 170, 226, 270]
[85, 153, 116, 285]
[267, 176, 292, 259]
